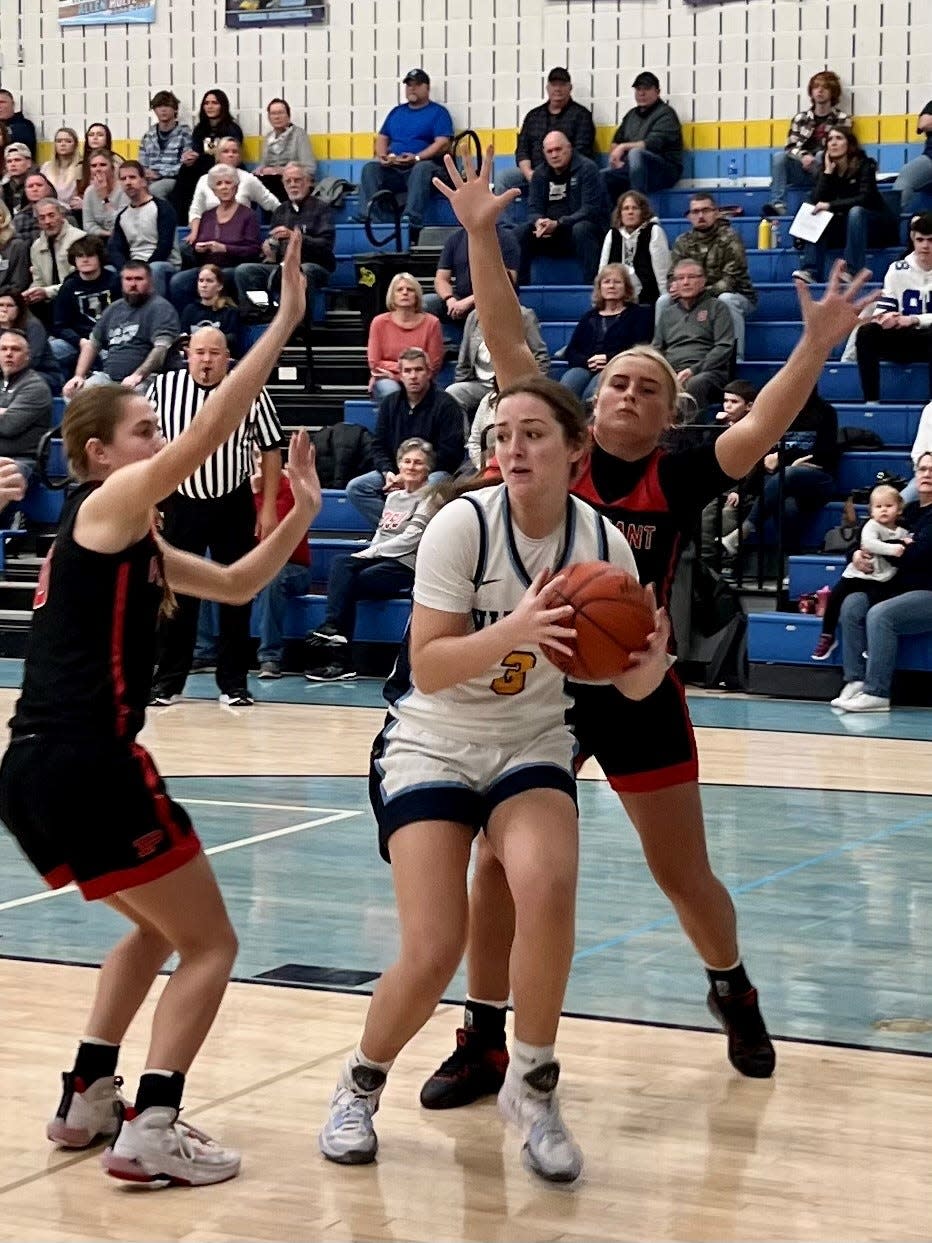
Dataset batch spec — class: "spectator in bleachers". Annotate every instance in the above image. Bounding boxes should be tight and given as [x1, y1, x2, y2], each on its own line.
[172, 89, 244, 221]
[892, 100, 932, 213]
[652, 258, 735, 412]
[306, 437, 438, 682]
[79, 150, 128, 239]
[366, 272, 443, 403]
[178, 263, 241, 354]
[560, 264, 653, 402]
[494, 67, 596, 209]
[517, 131, 607, 283]
[1, 143, 35, 215]
[49, 234, 121, 372]
[792, 126, 898, 285]
[233, 162, 334, 322]
[603, 72, 683, 202]
[854, 212, 932, 402]
[358, 69, 454, 241]
[423, 223, 520, 341]
[170, 166, 262, 311]
[0, 91, 36, 158]
[256, 98, 316, 202]
[0, 203, 30, 295]
[347, 347, 463, 528]
[12, 172, 63, 250]
[763, 71, 848, 217]
[0, 290, 63, 394]
[447, 304, 548, 419]
[465, 384, 498, 471]
[109, 161, 180, 300]
[834, 451, 932, 712]
[599, 189, 670, 307]
[25, 200, 85, 318]
[0, 328, 52, 484]
[75, 124, 123, 211]
[137, 90, 193, 200]
[700, 380, 758, 556]
[61, 261, 179, 397]
[721, 387, 838, 557]
[39, 128, 83, 211]
[901, 398, 932, 505]
[187, 138, 279, 242]
[660, 192, 756, 361]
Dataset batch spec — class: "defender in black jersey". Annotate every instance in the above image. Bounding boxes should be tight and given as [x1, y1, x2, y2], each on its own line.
[0, 233, 322, 1188]
[420, 149, 877, 1105]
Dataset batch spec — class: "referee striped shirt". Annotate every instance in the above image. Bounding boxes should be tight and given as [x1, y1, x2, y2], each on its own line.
[146, 369, 283, 500]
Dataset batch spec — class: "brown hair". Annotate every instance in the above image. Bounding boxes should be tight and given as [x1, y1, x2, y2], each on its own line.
[196, 263, 236, 309]
[808, 71, 842, 105]
[62, 384, 134, 480]
[611, 190, 652, 230]
[825, 126, 864, 178]
[592, 263, 636, 309]
[496, 374, 589, 447]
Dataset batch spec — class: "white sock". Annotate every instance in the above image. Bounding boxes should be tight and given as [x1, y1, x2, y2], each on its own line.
[346, 1046, 394, 1090]
[511, 1039, 555, 1080]
[79, 1036, 119, 1047]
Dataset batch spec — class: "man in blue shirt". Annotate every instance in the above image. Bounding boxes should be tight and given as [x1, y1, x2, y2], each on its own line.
[358, 69, 454, 239]
[422, 223, 521, 342]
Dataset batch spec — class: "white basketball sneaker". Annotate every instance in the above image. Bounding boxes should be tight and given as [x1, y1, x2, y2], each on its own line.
[101, 1105, 241, 1187]
[498, 1061, 583, 1183]
[318, 1062, 385, 1165]
[47, 1072, 125, 1149]
[830, 680, 864, 708]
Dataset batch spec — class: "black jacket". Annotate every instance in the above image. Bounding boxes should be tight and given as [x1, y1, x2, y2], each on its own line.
[266, 195, 336, 272]
[373, 385, 464, 476]
[312, 423, 373, 488]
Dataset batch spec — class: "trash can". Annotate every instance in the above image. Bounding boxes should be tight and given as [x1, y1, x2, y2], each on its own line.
[355, 250, 413, 329]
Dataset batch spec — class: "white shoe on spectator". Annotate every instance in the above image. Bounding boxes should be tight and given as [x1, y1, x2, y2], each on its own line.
[840, 691, 890, 713]
[830, 681, 864, 708]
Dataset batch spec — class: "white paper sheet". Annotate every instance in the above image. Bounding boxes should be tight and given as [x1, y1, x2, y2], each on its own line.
[789, 202, 834, 243]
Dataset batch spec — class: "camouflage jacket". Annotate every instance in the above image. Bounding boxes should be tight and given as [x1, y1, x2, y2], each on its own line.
[670, 219, 757, 304]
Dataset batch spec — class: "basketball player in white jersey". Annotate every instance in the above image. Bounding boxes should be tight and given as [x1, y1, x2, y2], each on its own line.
[317, 373, 673, 1183]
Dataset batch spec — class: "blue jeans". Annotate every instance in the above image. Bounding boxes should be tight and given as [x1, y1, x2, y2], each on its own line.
[560, 366, 600, 401]
[840, 589, 932, 697]
[234, 261, 330, 319]
[371, 378, 401, 405]
[801, 206, 896, 279]
[359, 159, 444, 229]
[324, 553, 413, 637]
[49, 336, 78, 371]
[746, 464, 835, 550]
[149, 260, 178, 302]
[347, 470, 449, 528]
[893, 153, 932, 211]
[603, 150, 679, 203]
[769, 149, 823, 205]
[255, 562, 314, 663]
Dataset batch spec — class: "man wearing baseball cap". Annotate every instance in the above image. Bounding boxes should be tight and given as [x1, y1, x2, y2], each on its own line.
[603, 72, 683, 204]
[495, 66, 596, 213]
[358, 68, 454, 240]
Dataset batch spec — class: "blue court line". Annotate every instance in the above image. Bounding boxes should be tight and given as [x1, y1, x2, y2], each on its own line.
[572, 809, 932, 962]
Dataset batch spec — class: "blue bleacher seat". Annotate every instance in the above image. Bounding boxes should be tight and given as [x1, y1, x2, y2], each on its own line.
[519, 286, 593, 321]
[309, 536, 369, 581]
[835, 451, 913, 492]
[739, 362, 930, 403]
[311, 489, 369, 534]
[786, 554, 846, 599]
[832, 404, 920, 446]
[342, 400, 378, 433]
[799, 500, 869, 548]
[529, 256, 587, 286]
[748, 610, 932, 671]
[273, 593, 411, 644]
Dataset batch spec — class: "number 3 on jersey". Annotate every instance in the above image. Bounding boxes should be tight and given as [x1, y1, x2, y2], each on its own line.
[490, 650, 536, 696]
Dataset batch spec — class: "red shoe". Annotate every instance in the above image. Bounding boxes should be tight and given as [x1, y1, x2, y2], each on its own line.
[811, 634, 838, 661]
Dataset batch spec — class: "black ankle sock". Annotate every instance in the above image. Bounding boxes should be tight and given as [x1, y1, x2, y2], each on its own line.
[706, 962, 752, 1001]
[72, 1041, 120, 1085]
[134, 1070, 186, 1114]
[464, 1000, 507, 1046]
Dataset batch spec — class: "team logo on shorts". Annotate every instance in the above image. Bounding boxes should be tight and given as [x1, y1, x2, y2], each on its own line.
[132, 830, 165, 859]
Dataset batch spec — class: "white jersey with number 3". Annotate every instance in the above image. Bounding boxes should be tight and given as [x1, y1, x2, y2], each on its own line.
[389, 483, 639, 745]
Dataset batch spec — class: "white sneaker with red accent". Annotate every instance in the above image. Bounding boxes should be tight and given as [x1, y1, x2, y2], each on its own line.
[47, 1073, 125, 1149]
[101, 1106, 241, 1187]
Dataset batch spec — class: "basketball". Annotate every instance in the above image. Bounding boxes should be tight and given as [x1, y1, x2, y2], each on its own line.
[544, 562, 655, 681]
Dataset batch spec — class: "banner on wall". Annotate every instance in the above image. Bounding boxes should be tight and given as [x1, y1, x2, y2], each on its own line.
[59, 0, 155, 25]
[225, 0, 327, 31]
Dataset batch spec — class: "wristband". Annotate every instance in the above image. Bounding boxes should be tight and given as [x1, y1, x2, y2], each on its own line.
[414, 154, 421, 162]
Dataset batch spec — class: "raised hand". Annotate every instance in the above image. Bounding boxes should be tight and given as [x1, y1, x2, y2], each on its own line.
[284, 430, 322, 522]
[795, 260, 879, 351]
[276, 230, 308, 330]
[433, 144, 520, 234]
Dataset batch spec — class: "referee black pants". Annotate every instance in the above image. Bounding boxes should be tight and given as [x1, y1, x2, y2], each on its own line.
[153, 482, 256, 697]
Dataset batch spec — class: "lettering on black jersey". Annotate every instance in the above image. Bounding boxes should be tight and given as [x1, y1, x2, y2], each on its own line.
[615, 522, 657, 550]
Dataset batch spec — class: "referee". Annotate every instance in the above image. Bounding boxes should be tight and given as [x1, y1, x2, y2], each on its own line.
[148, 326, 284, 706]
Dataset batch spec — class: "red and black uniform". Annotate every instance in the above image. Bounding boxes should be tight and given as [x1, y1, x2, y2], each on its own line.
[568, 437, 732, 792]
[0, 483, 200, 898]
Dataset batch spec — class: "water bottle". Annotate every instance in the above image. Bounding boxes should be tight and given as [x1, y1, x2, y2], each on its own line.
[815, 585, 832, 618]
[757, 218, 773, 250]
[770, 218, 781, 248]
[727, 156, 739, 186]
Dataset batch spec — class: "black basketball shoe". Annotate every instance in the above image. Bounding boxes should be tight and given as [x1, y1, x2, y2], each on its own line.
[419, 1027, 509, 1109]
[707, 987, 776, 1078]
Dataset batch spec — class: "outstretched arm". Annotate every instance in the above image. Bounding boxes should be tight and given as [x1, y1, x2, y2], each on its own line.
[433, 147, 539, 390]
[715, 263, 879, 481]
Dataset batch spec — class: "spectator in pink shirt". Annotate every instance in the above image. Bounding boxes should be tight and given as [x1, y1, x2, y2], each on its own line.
[367, 272, 443, 403]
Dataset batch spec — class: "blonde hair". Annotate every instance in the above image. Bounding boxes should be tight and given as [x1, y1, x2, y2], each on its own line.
[386, 272, 423, 312]
[594, 344, 694, 423]
[869, 484, 903, 512]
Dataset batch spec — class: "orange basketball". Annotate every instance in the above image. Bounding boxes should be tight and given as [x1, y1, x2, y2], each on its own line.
[544, 562, 655, 681]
